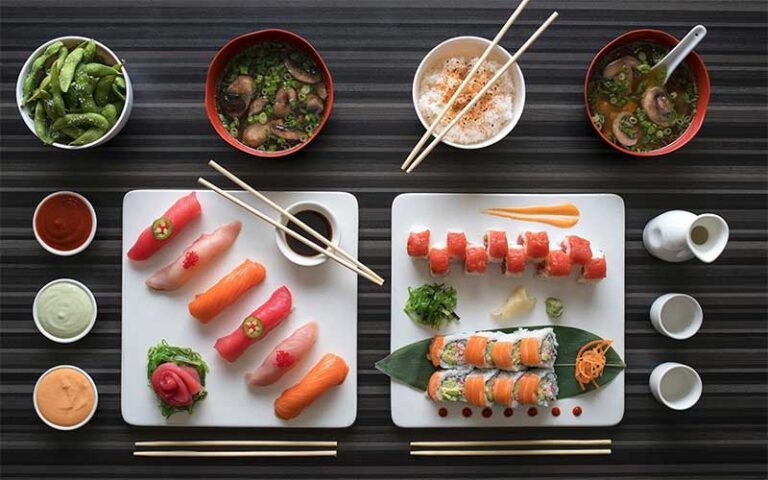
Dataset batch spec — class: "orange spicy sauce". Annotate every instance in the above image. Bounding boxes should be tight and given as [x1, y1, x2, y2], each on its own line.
[36, 368, 95, 427]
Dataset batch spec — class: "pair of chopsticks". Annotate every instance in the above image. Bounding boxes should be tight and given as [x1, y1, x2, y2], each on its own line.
[199, 160, 384, 286]
[410, 439, 611, 457]
[401, 0, 559, 173]
[134, 440, 337, 458]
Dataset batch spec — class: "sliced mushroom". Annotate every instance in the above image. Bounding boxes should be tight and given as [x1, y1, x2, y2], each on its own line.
[222, 75, 255, 117]
[273, 88, 291, 118]
[285, 59, 321, 84]
[315, 81, 327, 100]
[603, 55, 640, 85]
[242, 123, 270, 148]
[641, 86, 675, 127]
[305, 94, 324, 114]
[286, 87, 297, 103]
[271, 123, 305, 142]
[611, 112, 639, 147]
[248, 97, 268, 116]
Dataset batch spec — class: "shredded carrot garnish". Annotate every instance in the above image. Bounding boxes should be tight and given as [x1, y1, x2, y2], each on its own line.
[574, 339, 613, 391]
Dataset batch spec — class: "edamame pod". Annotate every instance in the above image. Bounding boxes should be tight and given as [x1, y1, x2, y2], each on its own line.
[59, 47, 85, 93]
[60, 126, 84, 139]
[51, 112, 109, 132]
[94, 75, 116, 106]
[50, 47, 68, 117]
[26, 74, 52, 104]
[101, 103, 118, 127]
[22, 41, 64, 103]
[34, 101, 53, 144]
[74, 72, 99, 113]
[79, 63, 122, 77]
[112, 75, 126, 101]
[82, 39, 97, 63]
[70, 126, 106, 146]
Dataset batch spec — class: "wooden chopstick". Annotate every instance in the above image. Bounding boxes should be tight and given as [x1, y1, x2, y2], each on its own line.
[136, 440, 337, 448]
[405, 11, 559, 173]
[134, 450, 337, 458]
[400, 0, 531, 171]
[411, 448, 611, 457]
[198, 177, 384, 286]
[207, 160, 384, 285]
[411, 439, 611, 448]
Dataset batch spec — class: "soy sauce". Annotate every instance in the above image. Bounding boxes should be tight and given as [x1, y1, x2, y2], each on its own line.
[286, 210, 332, 257]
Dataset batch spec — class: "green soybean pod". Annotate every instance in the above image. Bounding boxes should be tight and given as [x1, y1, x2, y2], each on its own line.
[22, 41, 64, 103]
[70, 126, 106, 146]
[80, 63, 121, 77]
[82, 39, 97, 63]
[94, 75, 116, 106]
[34, 101, 53, 144]
[59, 47, 85, 93]
[60, 126, 84, 139]
[75, 73, 99, 113]
[51, 112, 109, 132]
[26, 74, 52, 104]
[50, 47, 68, 117]
[101, 103, 118, 127]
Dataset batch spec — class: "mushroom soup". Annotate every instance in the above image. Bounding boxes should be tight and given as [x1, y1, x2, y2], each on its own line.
[587, 41, 698, 152]
[217, 42, 327, 152]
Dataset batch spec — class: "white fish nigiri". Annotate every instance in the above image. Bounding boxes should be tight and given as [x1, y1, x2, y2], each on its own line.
[245, 322, 318, 387]
[145, 221, 242, 291]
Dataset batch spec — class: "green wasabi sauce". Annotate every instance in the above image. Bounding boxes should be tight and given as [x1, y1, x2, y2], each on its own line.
[37, 282, 93, 338]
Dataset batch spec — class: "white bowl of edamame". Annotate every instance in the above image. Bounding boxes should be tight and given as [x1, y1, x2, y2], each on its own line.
[16, 36, 133, 149]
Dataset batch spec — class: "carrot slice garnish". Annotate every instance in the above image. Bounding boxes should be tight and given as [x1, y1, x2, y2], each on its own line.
[574, 339, 613, 391]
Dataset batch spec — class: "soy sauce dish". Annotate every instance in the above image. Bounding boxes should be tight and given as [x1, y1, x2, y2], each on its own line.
[275, 201, 340, 267]
[584, 29, 710, 157]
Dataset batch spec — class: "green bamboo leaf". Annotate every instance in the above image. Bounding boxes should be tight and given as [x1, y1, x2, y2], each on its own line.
[375, 325, 625, 400]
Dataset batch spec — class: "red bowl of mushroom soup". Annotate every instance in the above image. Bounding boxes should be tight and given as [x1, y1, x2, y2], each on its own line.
[205, 29, 333, 158]
[584, 29, 710, 157]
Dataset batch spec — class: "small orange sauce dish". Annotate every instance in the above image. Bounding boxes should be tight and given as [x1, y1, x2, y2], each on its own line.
[33, 365, 98, 430]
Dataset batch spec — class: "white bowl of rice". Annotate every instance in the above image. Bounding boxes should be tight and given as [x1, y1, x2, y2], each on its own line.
[412, 36, 525, 149]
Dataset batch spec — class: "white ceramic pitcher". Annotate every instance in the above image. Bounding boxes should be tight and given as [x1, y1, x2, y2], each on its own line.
[642, 211, 729, 263]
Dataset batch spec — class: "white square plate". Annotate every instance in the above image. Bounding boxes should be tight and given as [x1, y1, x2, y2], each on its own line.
[121, 190, 358, 428]
[390, 193, 624, 427]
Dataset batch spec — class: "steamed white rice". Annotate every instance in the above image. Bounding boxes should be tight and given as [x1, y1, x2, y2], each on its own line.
[418, 56, 515, 145]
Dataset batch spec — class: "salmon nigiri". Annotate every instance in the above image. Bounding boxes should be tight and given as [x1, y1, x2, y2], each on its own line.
[146, 221, 241, 291]
[274, 353, 348, 420]
[188, 259, 266, 323]
[127, 192, 202, 261]
[245, 322, 318, 387]
[214, 286, 292, 363]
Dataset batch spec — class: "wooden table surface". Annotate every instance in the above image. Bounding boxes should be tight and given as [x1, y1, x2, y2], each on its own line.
[1, 1, 766, 478]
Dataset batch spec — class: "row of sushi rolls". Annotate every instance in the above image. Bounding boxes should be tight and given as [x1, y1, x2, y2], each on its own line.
[130, 192, 348, 421]
[406, 222, 608, 411]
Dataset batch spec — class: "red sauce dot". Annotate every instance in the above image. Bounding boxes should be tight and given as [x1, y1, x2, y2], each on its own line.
[481, 407, 493, 418]
[572, 406, 583, 417]
[182, 250, 199, 269]
[438, 407, 448, 417]
[503, 408, 514, 417]
[462, 407, 472, 418]
[551, 407, 561, 417]
[527, 407, 538, 417]
[274, 350, 294, 368]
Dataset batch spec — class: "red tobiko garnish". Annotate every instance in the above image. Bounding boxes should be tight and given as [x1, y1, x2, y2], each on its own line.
[275, 350, 294, 368]
[182, 250, 199, 269]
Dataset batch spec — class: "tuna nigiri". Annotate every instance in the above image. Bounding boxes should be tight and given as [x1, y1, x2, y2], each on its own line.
[146, 221, 242, 291]
[214, 286, 293, 363]
[188, 259, 266, 323]
[274, 353, 349, 420]
[245, 322, 318, 387]
[127, 192, 202, 261]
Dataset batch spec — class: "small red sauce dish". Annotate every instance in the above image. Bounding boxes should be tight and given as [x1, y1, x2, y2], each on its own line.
[584, 29, 710, 157]
[33, 191, 97, 256]
[205, 29, 334, 158]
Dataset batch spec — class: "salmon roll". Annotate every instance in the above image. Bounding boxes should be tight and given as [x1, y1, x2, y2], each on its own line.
[427, 333, 476, 368]
[463, 333, 495, 368]
[580, 251, 607, 283]
[428, 246, 450, 277]
[407, 229, 430, 258]
[562, 235, 592, 265]
[483, 230, 508, 263]
[487, 328, 557, 370]
[488, 372, 518, 407]
[518, 231, 550, 261]
[502, 246, 526, 277]
[537, 250, 573, 279]
[463, 370, 498, 407]
[514, 369, 559, 406]
[464, 244, 487, 275]
[426, 368, 471, 403]
[446, 231, 467, 261]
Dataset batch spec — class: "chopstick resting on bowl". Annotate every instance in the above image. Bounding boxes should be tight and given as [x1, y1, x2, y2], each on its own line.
[400, 0, 531, 171]
[404, 11, 559, 173]
[198, 176, 384, 286]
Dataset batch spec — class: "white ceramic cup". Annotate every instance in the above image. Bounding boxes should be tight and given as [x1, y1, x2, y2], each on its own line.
[412, 35, 526, 150]
[16, 36, 133, 149]
[33, 191, 97, 256]
[649, 362, 702, 410]
[275, 200, 340, 267]
[33, 278, 98, 344]
[650, 293, 703, 340]
[33, 365, 99, 430]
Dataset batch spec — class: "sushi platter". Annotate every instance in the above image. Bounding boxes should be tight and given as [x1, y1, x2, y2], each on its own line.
[389, 193, 625, 427]
[121, 190, 358, 428]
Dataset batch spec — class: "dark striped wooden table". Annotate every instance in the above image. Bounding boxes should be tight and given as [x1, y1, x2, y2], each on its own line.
[2, 1, 766, 478]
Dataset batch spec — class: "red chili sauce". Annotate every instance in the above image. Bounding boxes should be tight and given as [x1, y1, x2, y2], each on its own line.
[503, 408, 514, 417]
[437, 407, 448, 417]
[35, 194, 92, 251]
[527, 407, 538, 417]
[551, 407, 561, 417]
[461, 407, 472, 418]
[481, 407, 493, 418]
[572, 406, 583, 417]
